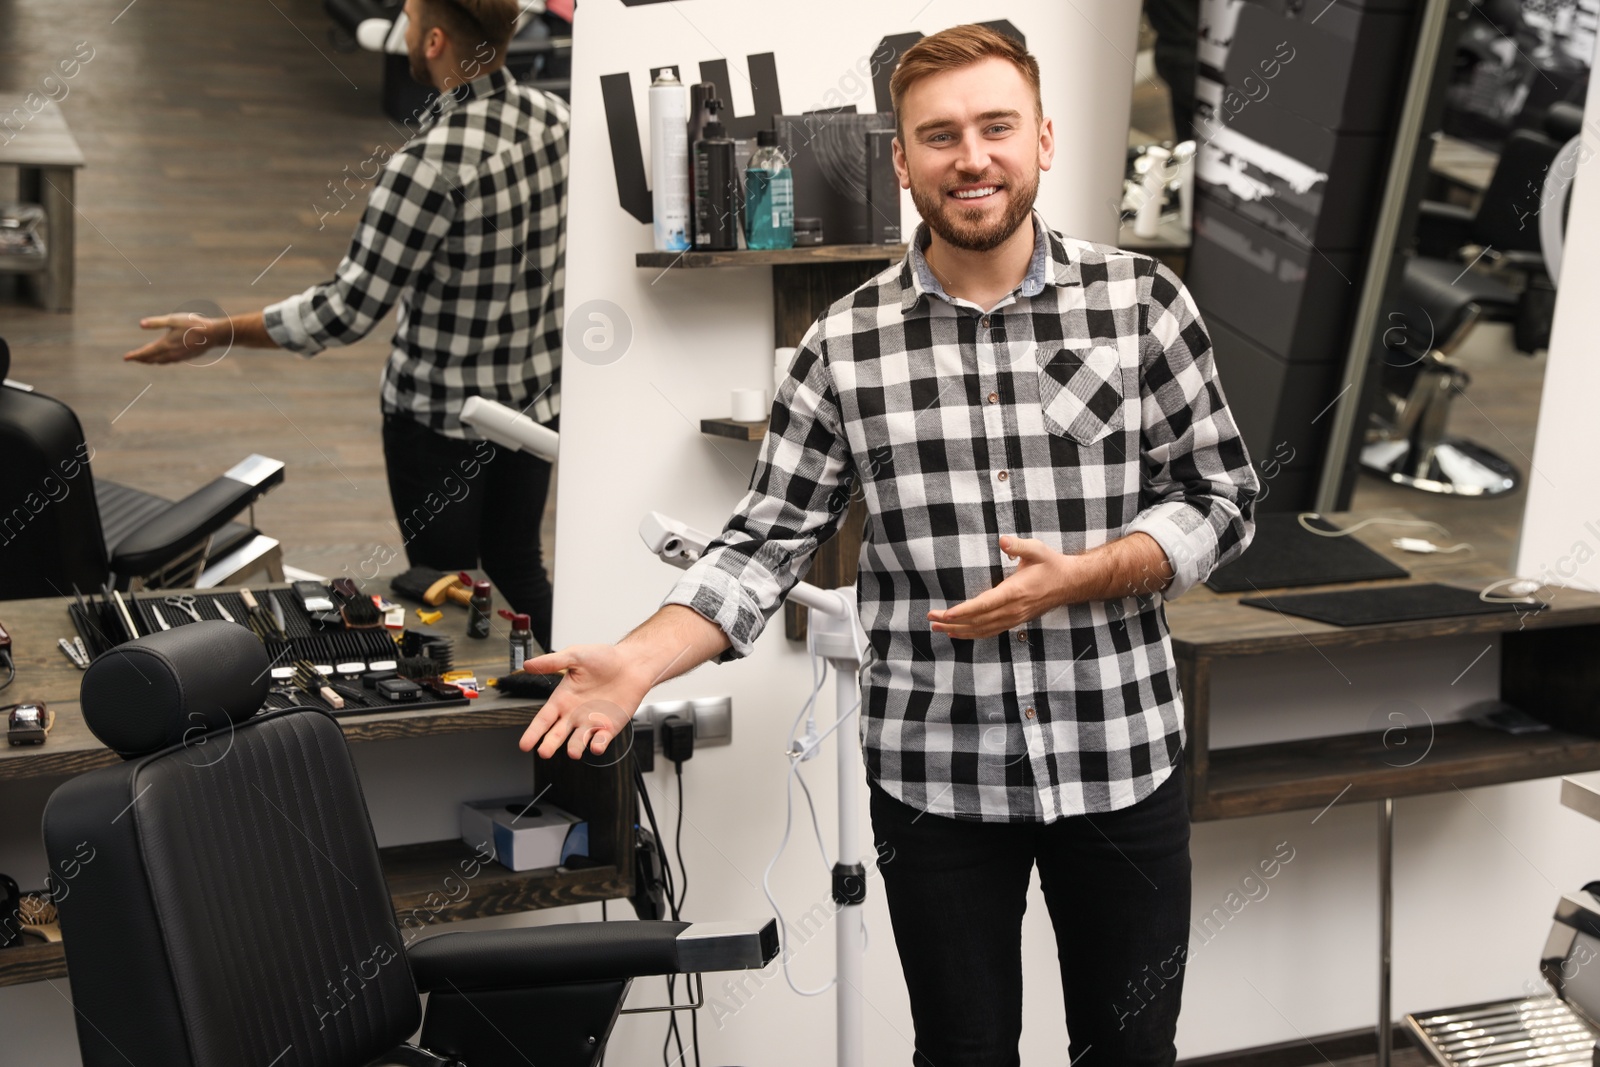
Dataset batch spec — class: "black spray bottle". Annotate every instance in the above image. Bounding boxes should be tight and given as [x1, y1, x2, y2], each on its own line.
[692, 99, 739, 251]
[686, 82, 716, 244]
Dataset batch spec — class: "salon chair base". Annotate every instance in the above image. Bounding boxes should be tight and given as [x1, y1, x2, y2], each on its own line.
[1361, 436, 1520, 497]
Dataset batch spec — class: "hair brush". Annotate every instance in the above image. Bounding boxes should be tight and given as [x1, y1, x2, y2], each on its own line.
[330, 578, 382, 629]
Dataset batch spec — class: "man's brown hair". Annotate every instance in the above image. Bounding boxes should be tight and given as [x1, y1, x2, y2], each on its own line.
[418, 0, 519, 56]
[889, 24, 1043, 141]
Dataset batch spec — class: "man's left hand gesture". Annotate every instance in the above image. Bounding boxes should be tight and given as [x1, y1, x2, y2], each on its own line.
[927, 531, 1171, 640]
[927, 535, 1075, 640]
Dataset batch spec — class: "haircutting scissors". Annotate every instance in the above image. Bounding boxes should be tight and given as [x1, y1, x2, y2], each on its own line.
[163, 595, 204, 623]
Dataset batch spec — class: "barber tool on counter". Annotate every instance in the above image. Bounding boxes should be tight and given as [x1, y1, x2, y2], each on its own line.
[468, 580, 493, 639]
[0, 617, 15, 692]
[390, 567, 478, 610]
[6, 702, 52, 746]
[498, 609, 535, 672]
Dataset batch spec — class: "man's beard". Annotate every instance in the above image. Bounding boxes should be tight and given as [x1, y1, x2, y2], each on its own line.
[909, 167, 1039, 253]
[408, 48, 435, 89]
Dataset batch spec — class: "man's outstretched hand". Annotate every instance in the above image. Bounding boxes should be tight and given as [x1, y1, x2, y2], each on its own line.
[518, 644, 647, 759]
[124, 314, 223, 364]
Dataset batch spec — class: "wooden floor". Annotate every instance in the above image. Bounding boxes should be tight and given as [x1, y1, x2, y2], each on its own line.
[0, 0, 556, 582]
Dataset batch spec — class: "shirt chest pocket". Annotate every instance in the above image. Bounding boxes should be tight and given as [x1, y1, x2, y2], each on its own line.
[1038, 345, 1130, 445]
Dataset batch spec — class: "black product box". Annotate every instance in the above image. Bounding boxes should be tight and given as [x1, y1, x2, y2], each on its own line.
[775, 112, 896, 245]
[865, 129, 901, 245]
[1223, 1, 1410, 133]
[1206, 314, 1342, 510]
[1196, 96, 1385, 251]
[1186, 192, 1361, 363]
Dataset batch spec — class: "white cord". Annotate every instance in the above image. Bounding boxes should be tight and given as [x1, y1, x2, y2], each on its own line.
[1478, 577, 1546, 604]
[1391, 537, 1474, 555]
[760, 591, 874, 999]
[1298, 512, 1453, 539]
[761, 632, 836, 998]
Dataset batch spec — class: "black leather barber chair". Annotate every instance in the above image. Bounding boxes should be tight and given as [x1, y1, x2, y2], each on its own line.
[0, 337, 286, 600]
[1361, 103, 1581, 497]
[43, 621, 777, 1067]
[1360, 252, 1521, 497]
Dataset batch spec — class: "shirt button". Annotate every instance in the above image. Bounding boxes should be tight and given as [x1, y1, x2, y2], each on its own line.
[987, 391, 998, 404]
[997, 470, 1008, 482]
[1015, 630, 1028, 643]
[980, 316, 990, 329]
[1025, 707, 1036, 719]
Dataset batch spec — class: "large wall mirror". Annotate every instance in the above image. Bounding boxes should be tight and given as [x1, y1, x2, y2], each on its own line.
[1118, 0, 1595, 574]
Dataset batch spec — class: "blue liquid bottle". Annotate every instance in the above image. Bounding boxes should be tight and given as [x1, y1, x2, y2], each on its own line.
[744, 129, 794, 250]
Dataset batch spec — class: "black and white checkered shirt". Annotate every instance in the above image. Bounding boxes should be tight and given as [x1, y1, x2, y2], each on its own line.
[667, 215, 1258, 822]
[265, 68, 568, 436]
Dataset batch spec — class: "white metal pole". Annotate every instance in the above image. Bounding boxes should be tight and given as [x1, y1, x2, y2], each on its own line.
[834, 661, 864, 1067]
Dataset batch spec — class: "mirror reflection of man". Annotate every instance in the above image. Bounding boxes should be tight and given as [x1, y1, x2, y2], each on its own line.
[522, 24, 1256, 1066]
[124, 0, 568, 652]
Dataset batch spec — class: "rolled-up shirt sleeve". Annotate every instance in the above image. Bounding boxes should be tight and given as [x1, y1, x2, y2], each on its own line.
[1127, 260, 1258, 598]
[264, 151, 457, 356]
[663, 326, 857, 660]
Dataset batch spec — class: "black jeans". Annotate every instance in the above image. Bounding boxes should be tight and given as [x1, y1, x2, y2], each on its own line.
[869, 768, 1192, 1067]
[381, 413, 557, 652]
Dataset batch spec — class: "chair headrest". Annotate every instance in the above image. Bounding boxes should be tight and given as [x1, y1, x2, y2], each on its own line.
[80, 620, 270, 759]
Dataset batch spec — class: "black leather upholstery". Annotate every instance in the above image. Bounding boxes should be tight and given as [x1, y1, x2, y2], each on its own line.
[1475, 128, 1562, 254]
[410, 922, 691, 991]
[1402, 256, 1519, 339]
[45, 704, 421, 1067]
[1547, 101, 1583, 143]
[45, 623, 776, 1067]
[96, 480, 257, 567]
[0, 375, 110, 600]
[109, 474, 273, 576]
[80, 620, 269, 758]
[1, 334, 272, 598]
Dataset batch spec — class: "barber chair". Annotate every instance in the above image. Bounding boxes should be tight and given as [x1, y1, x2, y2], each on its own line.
[1359, 253, 1521, 497]
[0, 336, 286, 600]
[1404, 779, 1600, 1066]
[1361, 103, 1582, 497]
[42, 621, 777, 1067]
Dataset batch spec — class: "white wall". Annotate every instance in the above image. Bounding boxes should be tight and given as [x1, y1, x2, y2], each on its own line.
[1515, 59, 1600, 591]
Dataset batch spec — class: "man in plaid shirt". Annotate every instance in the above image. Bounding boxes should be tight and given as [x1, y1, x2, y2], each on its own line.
[523, 25, 1256, 1066]
[125, 0, 567, 651]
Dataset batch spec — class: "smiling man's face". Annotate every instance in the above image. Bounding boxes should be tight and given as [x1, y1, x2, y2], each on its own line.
[893, 56, 1054, 253]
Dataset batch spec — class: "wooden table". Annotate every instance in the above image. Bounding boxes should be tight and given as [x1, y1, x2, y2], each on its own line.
[0, 94, 86, 312]
[0, 579, 635, 987]
[1165, 509, 1600, 821]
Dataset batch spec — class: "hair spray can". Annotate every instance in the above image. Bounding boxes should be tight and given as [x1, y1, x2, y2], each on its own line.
[649, 70, 691, 252]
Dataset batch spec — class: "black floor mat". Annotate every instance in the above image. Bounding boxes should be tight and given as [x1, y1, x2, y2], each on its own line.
[1206, 513, 1409, 593]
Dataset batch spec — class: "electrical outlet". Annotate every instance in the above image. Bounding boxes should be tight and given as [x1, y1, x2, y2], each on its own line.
[632, 696, 732, 752]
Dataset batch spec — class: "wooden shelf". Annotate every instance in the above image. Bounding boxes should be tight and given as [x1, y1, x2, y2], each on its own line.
[635, 244, 905, 269]
[0, 942, 66, 987]
[0, 692, 546, 783]
[0, 842, 631, 988]
[1195, 722, 1600, 822]
[385, 840, 627, 922]
[701, 417, 767, 441]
